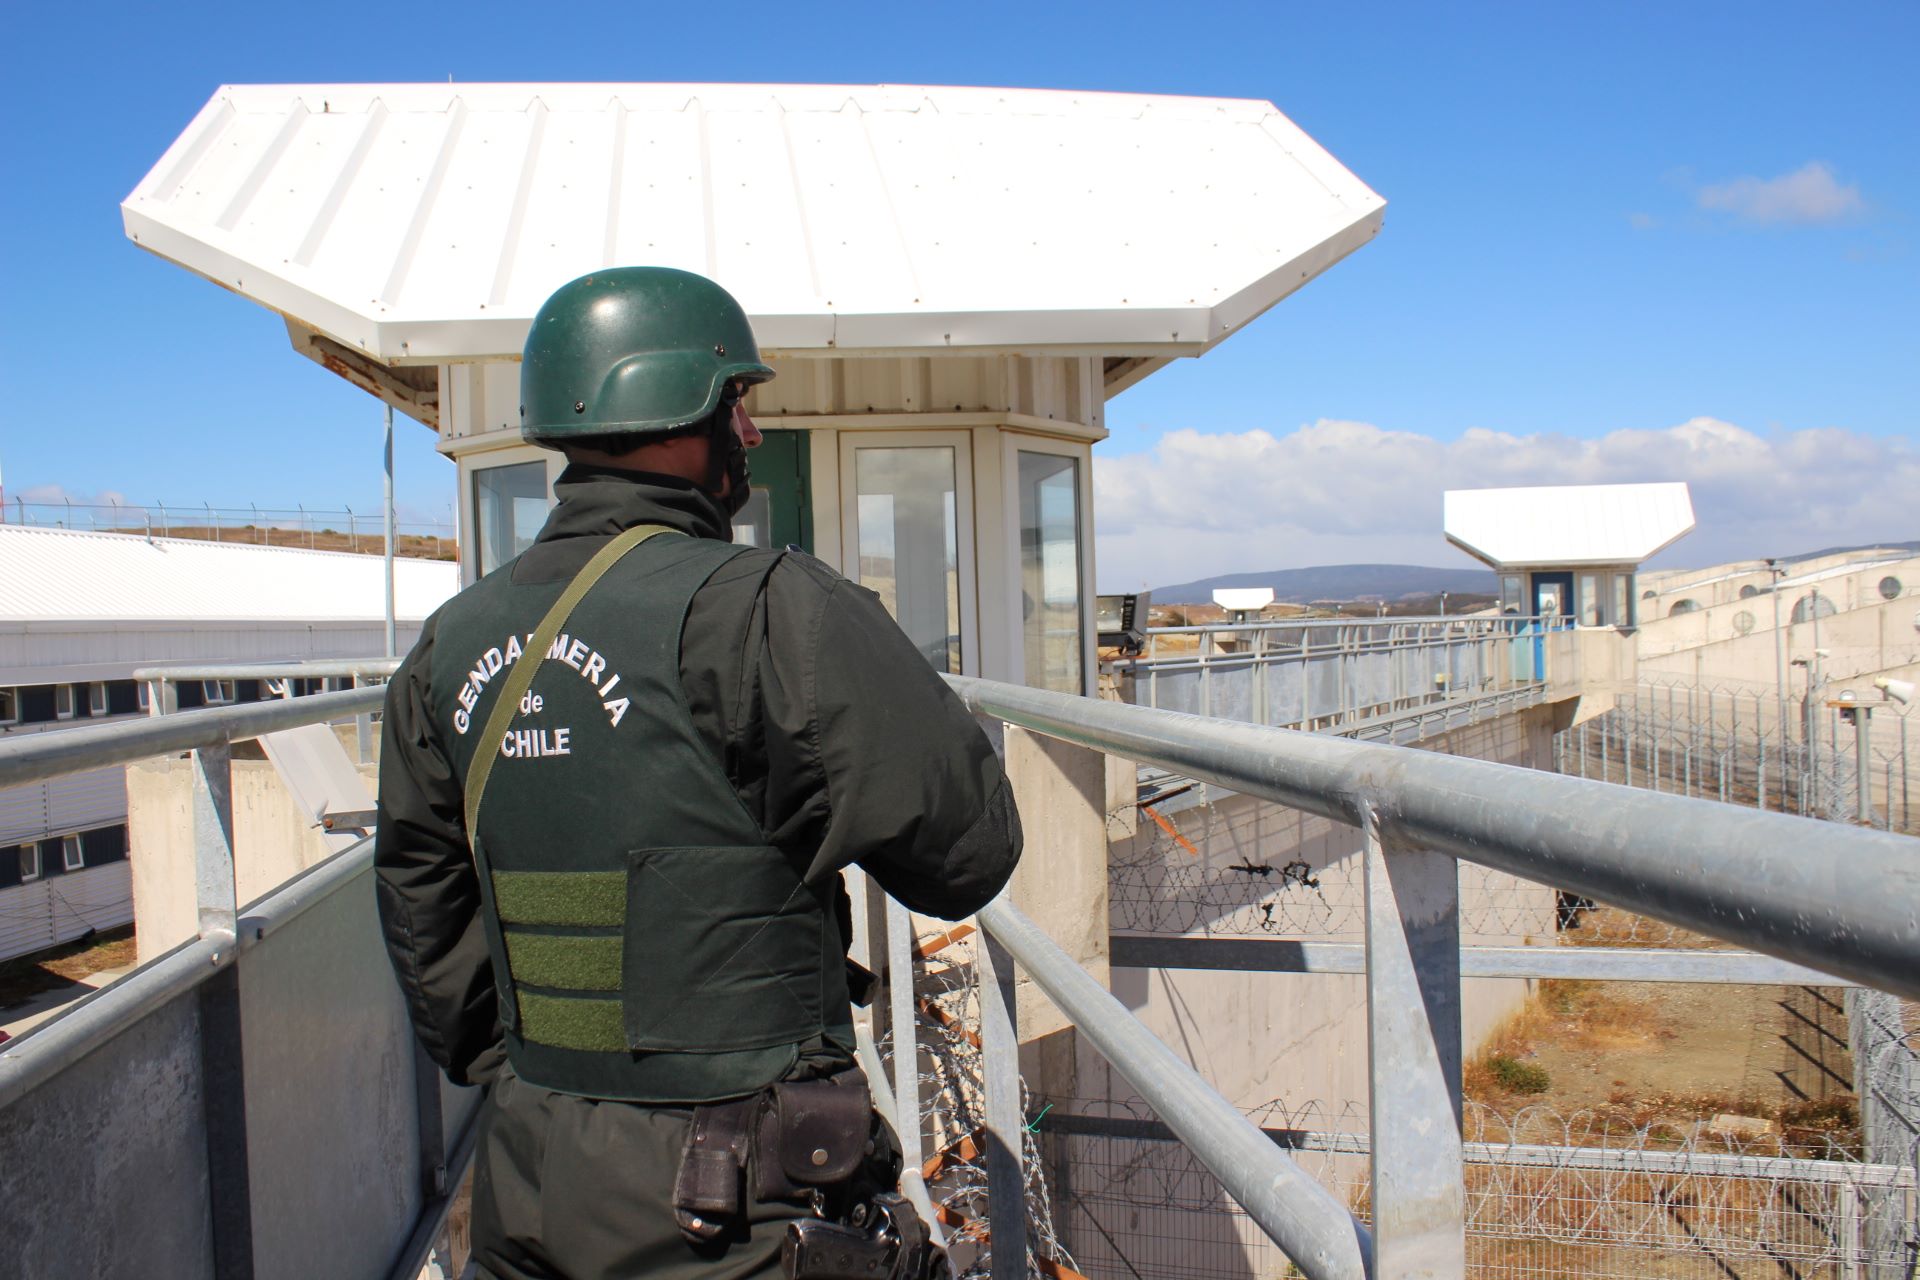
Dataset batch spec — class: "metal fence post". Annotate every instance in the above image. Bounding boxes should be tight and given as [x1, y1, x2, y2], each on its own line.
[1845, 986, 1913, 1279]
[885, 896, 924, 1188]
[1360, 802, 1465, 1278]
[975, 926, 1027, 1279]
[193, 742, 238, 941]
[354, 675, 375, 765]
[191, 740, 255, 1280]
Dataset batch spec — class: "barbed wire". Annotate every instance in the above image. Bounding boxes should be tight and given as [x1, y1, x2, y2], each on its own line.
[1048, 1096, 1918, 1280]
[880, 931, 1080, 1279]
[4, 498, 457, 559]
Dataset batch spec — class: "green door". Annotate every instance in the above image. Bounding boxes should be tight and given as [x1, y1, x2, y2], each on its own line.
[734, 428, 813, 552]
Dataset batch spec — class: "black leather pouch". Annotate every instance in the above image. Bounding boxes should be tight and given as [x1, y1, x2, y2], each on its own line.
[672, 1097, 755, 1243]
[752, 1075, 873, 1201]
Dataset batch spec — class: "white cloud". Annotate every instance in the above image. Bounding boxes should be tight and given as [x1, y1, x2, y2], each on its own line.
[1627, 212, 1658, 231]
[1094, 417, 1918, 590]
[1696, 162, 1863, 225]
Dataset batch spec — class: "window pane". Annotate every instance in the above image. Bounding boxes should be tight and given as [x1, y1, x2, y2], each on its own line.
[1018, 452, 1083, 694]
[21, 846, 40, 881]
[0, 688, 16, 723]
[1613, 575, 1630, 627]
[733, 488, 772, 548]
[855, 447, 960, 672]
[88, 683, 108, 715]
[1501, 575, 1523, 615]
[1578, 574, 1601, 627]
[63, 836, 83, 871]
[474, 462, 549, 577]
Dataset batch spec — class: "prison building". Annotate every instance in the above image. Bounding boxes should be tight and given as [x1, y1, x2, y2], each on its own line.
[0, 524, 456, 963]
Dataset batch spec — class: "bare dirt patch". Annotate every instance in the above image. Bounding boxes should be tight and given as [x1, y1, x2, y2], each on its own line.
[1466, 915, 1861, 1154]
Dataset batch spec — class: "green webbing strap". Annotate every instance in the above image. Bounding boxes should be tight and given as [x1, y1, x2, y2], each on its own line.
[464, 523, 680, 841]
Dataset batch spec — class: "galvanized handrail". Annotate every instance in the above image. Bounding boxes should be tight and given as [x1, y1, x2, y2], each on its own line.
[131, 659, 403, 682]
[0, 687, 469, 1280]
[0, 686, 384, 789]
[946, 675, 1920, 1000]
[1139, 613, 1536, 632]
[979, 896, 1373, 1278]
[9, 666, 1914, 1280]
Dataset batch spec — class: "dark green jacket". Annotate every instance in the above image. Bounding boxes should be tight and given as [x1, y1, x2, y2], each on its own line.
[375, 465, 1022, 1090]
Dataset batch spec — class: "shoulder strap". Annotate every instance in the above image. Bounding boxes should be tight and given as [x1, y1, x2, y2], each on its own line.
[464, 523, 681, 839]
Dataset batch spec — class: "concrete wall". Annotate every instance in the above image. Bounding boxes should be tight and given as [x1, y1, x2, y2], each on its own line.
[126, 726, 376, 964]
[1545, 626, 1637, 727]
[1094, 705, 1559, 1118]
[1641, 549, 1914, 613]
[1637, 564, 1920, 688]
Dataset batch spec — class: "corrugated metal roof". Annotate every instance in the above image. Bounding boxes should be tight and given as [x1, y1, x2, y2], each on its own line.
[1443, 483, 1696, 569]
[122, 83, 1385, 361]
[0, 526, 457, 624]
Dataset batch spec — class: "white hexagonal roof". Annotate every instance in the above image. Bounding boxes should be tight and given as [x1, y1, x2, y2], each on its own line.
[122, 83, 1385, 363]
[1444, 483, 1696, 569]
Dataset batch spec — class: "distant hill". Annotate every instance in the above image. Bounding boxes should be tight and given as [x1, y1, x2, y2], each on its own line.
[1153, 564, 1498, 605]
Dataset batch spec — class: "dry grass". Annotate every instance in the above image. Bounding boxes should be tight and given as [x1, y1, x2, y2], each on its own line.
[1467, 979, 1669, 1105]
[1465, 977, 1863, 1156]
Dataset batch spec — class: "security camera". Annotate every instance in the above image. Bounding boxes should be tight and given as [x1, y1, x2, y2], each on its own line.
[1875, 677, 1916, 706]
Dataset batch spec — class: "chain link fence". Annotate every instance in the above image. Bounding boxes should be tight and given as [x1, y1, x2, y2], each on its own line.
[1054, 690, 1920, 1276]
[1556, 676, 1915, 835]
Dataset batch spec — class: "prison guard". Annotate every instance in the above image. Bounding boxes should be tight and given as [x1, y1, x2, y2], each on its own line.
[426, 527, 850, 1104]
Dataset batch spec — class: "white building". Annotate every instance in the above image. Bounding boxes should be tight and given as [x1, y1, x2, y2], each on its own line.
[0, 525, 456, 961]
[1444, 481, 1696, 628]
[123, 81, 1386, 693]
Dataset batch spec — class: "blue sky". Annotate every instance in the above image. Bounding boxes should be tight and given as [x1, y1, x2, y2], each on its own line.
[2, 2, 1913, 582]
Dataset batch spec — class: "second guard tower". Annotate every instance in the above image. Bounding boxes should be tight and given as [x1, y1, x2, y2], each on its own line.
[1444, 481, 1696, 628]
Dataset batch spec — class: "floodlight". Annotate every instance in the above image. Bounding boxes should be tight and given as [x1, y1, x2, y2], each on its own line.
[1874, 677, 1915, 706]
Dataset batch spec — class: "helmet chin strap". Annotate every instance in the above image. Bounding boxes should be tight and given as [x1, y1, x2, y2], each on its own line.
[706, 386, 752, 519]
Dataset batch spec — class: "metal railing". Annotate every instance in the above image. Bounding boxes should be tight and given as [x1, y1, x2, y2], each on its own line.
[1113, 615, 1556, 729]
[0, 687, 475, 1280]
[134, 659, 402, 762]
[941, 674, 1920, 1280]
[2, 667, 1915, 1279]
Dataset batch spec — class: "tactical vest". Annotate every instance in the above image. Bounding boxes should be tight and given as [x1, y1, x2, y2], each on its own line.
[426, 527, 851, 1103]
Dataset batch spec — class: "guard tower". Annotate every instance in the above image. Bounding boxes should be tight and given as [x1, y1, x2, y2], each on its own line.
[1444, 482, 1695, 627]
[123, 83, 1386, 689]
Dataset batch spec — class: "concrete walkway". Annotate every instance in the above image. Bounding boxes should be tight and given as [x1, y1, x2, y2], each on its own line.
[0, 961, 136, 1043]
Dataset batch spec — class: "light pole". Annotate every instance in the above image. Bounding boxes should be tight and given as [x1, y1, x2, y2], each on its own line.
[1766, 559, 1787, 743]
[383, 403, 397, 659]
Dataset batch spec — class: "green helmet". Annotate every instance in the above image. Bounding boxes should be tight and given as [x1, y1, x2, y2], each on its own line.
[520, 267, 774, 445]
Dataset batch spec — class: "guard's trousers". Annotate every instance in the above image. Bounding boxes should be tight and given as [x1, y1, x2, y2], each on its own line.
[469, 1065, 810, 1280]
